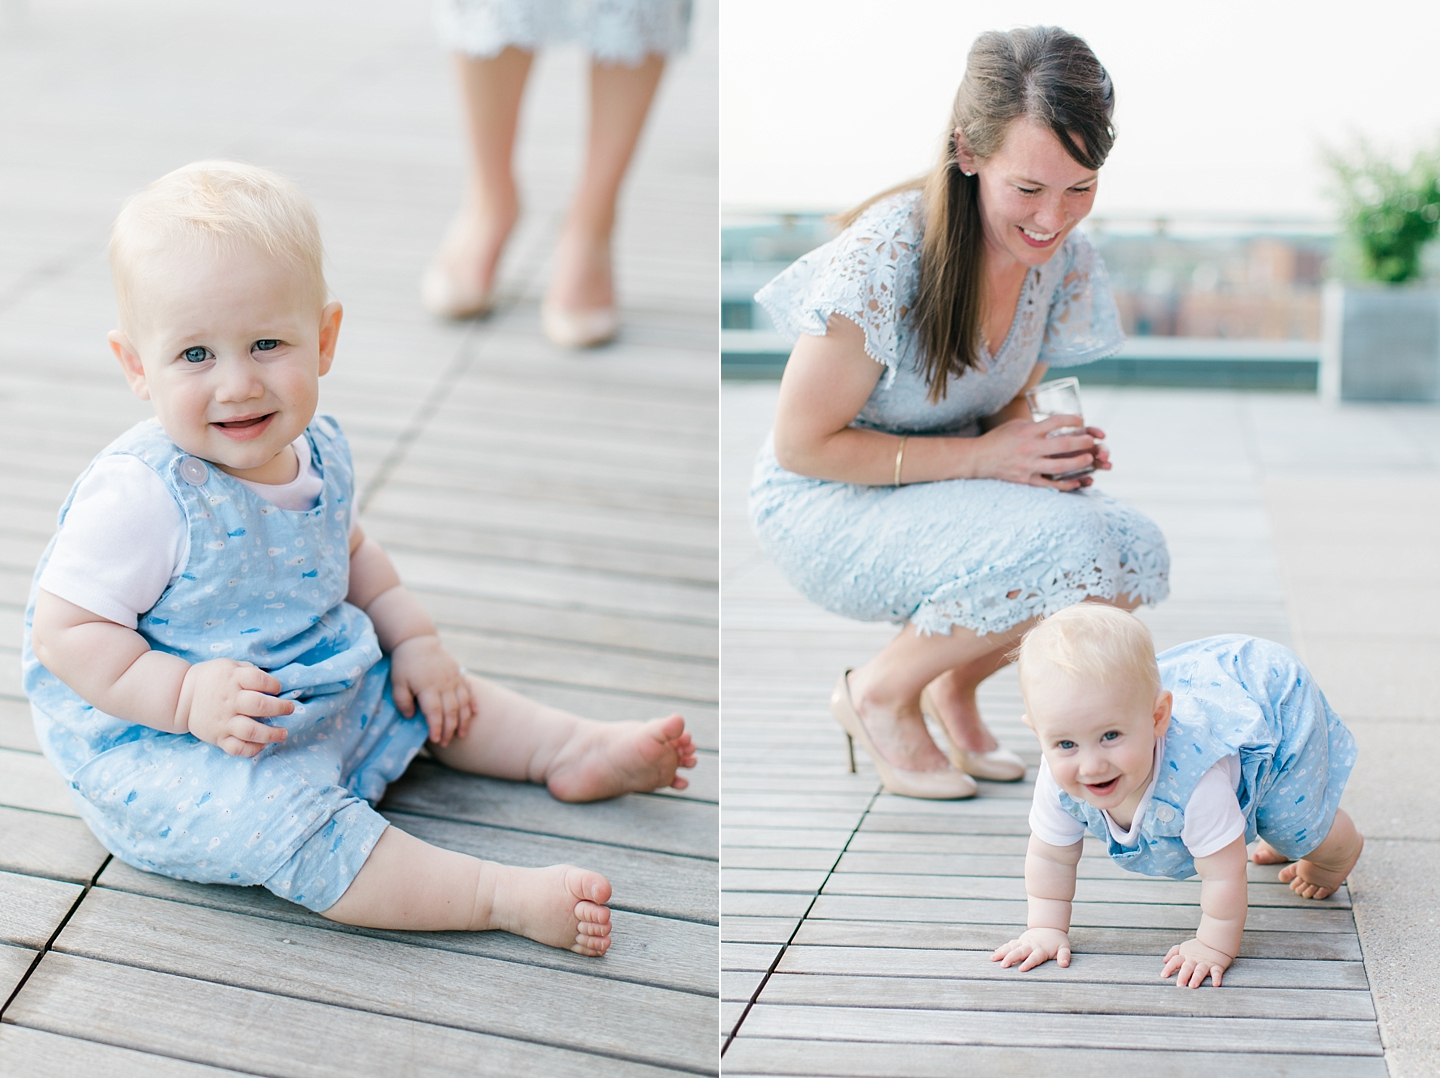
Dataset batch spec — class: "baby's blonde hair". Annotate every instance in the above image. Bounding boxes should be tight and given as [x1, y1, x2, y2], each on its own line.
[110, 160, 327, 331]
[1017, 604, 1162, 706]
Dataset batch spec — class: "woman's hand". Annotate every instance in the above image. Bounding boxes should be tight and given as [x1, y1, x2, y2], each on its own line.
[968, 414, 1101, 489]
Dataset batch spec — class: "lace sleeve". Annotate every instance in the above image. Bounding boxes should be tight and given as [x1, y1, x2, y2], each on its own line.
[1038, 231, 1125, 368]
[753, 193, 923, 387]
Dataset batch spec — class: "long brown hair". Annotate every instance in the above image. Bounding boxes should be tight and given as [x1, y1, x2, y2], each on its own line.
[837, 27, 1115, 400]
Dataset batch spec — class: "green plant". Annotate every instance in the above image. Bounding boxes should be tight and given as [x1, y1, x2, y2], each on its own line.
[1327, 142, 1440, 283]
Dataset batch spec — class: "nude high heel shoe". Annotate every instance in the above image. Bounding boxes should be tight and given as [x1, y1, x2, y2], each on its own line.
[542, 302, 618, 348]
[831, 672, 977, 800]
[920, 687, 1027, 782]
[420, 263, 494, 320]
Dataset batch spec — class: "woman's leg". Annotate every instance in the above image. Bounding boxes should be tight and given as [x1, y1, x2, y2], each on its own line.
[428, 674, 697, 801]
[845, 619, 1038, 772]
[321, 826, 613, 954]
[423, 46, 533, 316]
[545, 53, 665, 319]
[924, 592, 1142, 753]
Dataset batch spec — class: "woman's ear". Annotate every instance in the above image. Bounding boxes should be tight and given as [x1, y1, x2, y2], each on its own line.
[953, 127, 979, 176]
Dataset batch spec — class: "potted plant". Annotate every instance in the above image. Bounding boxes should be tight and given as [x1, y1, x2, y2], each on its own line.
[1320, 143, 1440, 401]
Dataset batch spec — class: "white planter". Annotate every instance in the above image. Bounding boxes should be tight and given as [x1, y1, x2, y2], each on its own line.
[1321, 281, 1440, 402]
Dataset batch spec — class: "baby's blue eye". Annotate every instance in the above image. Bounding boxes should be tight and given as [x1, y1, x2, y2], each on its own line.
[254, 339, 279, 352]
[183, 346, 209, 364]
[1057, 739, 1076, 750]
[1101, 730, 1120, 741]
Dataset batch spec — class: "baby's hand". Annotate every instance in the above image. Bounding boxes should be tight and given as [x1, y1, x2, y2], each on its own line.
[991, 927, 1071, 971]
[389, 634, 475, 747]
[180, 660, 293, 757]
[1162, 938, 1233, 988]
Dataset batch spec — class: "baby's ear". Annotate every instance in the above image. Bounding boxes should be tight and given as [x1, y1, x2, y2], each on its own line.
[1020, 711, 1034, 731]
[109, 331, 150, 400]
[1152, 691, 1173, 738]
[317, 302, 343, 375]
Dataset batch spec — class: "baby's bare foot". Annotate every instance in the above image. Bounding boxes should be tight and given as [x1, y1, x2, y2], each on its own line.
[1250, 839, 1290, 865]
[545, 714, 697, 803]
[486, 864, 612, 956]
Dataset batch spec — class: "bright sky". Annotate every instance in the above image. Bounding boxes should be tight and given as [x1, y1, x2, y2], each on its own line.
[720, 0, 1440, 221]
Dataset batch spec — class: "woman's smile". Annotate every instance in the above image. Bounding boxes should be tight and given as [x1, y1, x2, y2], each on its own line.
[1018, 225, 1061, 248]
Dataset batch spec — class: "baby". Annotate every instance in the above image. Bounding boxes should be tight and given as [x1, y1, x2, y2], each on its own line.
[23, 161, 696, 955]
[991, 604, 1362, 988]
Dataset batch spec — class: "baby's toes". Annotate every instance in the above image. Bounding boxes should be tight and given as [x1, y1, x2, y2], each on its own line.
[564, 866, 611, 907]
[574, 899, 612, 927]
[573, 932, 611, 957]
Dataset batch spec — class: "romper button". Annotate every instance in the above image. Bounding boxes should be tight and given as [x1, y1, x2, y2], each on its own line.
[1155, 804, 1174, 823]
[180, 457, 209, 485]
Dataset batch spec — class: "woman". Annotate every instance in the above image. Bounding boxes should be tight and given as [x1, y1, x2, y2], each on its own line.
[422, 0, 690, 347]
[750, 26, 1170, 799]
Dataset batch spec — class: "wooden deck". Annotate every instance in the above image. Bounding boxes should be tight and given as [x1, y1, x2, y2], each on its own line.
[0, 2, 717, 1075]
[720, 383, 1385, 1075]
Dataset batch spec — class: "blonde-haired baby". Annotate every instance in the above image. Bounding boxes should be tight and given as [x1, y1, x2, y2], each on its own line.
[992, 604, 1362, 988]
[24, 161, 696, 953]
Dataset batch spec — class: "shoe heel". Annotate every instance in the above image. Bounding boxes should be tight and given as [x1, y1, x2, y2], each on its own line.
[845, 732, 856, 774]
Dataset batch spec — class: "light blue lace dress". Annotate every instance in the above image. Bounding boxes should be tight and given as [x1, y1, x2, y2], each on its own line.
[435, 0, 691, 63]
[750, 190, 1170, 635]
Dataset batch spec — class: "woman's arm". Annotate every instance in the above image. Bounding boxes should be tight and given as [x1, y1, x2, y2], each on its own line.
[771, 315, 1097, 488]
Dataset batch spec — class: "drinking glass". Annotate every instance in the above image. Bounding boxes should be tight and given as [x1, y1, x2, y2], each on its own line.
[1025, 376, 1095, 480]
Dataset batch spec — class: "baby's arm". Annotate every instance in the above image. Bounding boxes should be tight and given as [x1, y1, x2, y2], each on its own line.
[991, 834, 1082, 971]
[1162, 834, 1248, 988]
[30, 591, 293, 756]
[347, 525, 473, 745]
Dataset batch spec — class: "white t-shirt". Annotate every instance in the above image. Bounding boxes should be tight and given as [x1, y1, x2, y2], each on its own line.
[1028, 738, 1246, 860]
[39, 437, 349, 629]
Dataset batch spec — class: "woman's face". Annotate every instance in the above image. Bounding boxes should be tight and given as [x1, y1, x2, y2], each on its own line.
[960, 117, 1099, 271]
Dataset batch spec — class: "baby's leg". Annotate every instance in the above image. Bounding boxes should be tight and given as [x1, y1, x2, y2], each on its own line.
[1250, 839, 1290, 864]
[1273, 809, 1364, 900]
[430, 675, 697, 802]
[321, 827, 612, 955]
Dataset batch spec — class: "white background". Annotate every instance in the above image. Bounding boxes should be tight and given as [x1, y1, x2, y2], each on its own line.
[720, 0, 1440, 220]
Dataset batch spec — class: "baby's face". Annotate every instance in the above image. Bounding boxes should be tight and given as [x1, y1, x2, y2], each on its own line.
[1024, 669, 1172, 820]
[109, 242, 341, 484]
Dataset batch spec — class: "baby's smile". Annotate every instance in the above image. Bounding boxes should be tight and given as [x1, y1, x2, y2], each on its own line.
[213, 412, 277, 440]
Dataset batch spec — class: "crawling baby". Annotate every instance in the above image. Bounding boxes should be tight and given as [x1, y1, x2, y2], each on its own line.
[992, 604, 1362, 988]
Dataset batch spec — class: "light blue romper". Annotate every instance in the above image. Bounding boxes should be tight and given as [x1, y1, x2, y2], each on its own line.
[22, 417, 428, 912]
[1059, 636, 1358, 880]
[749, 190, 1170, 636]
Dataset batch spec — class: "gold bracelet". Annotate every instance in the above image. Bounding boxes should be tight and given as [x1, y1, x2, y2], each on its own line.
[893, 435, 909, 486]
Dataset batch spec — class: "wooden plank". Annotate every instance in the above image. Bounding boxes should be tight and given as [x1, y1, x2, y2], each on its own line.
[807, 895, 1356, 934]
[5, 954, 694, 1078]
[0, 870, 81, 949]
[777, 944, 1370, 990]
[722, 942, 784, 972]
[380, 761, 719, 859]
[722, 1038, 1389, 1078]
[790, 918, 1365, 962]
[721, 916, 802, 945]
[0, 1024, 248, 1078]
[53, 888, 715, 1073]
[0, 805, 108, 883]
[96, 859, 717, 997]
[0, 696, 39, 753]
[364, 513, 717, 584]
[0, 941, 37, 998]
[441, 628, 716, 702]
[0, 748, 76, 817]
[758, 971, 1374, 1020]
[722, 969, 767, 1003]
[737, 1003, 1382, 1055]
[820, 871, 1351, 909]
